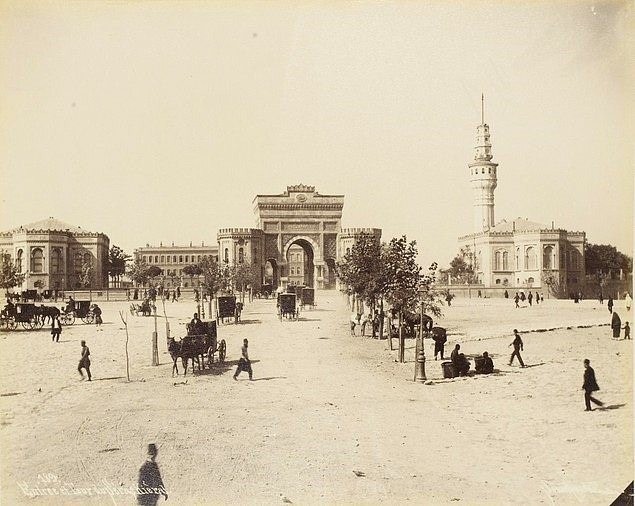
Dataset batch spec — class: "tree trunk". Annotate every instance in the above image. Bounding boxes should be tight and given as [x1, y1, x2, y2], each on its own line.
[398, 311, 405, 363]
[379, 298, 384, 340]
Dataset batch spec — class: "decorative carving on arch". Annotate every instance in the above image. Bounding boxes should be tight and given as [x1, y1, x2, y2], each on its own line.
[264, 235, 279, 259]
[282, 235, 322, 261]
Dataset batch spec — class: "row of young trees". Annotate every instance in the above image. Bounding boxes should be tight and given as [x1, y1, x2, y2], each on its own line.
[336, 233, 444, 362]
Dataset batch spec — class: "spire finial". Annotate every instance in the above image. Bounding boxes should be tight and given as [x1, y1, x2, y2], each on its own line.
[481, 93, 484, 124]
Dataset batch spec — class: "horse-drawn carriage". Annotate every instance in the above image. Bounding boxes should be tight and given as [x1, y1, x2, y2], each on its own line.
[277, 293, 299, 320]
[0, 303, 44, 330]
[168, 320, 227, 376]
[299, 287, 315, 309]
[217, 296, 241, 324]
[258, 284, 274, 299]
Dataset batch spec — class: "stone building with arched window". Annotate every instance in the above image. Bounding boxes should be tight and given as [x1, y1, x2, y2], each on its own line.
[0, 217, 109, 291]
[457, 99, 586, 295]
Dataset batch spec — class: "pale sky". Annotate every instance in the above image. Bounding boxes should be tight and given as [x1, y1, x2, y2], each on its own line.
[1, 1, 633, 266]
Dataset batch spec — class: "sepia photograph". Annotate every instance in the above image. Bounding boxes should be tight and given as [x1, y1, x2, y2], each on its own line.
[0, 1, 633, 504]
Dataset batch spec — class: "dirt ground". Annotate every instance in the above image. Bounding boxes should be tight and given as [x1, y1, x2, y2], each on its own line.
[0, 292, 632, 505]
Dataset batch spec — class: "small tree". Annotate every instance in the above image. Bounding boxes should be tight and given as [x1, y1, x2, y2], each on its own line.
[147, 266, 163, 286]
[127, 258, 150, 288]
[198, 256, 223, 300]
[542, 272, 565, 298]
[107, 245, 131, 288]
[0, 251, 25, 295]
[182, 264, 203, 289]
[446, 247, 476, 284]
[80, 259, 94, 300]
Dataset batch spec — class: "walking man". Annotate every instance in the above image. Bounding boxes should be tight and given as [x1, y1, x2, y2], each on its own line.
[514, 293, 520, 308]
[582, 359, 603, 411]
[51, 315, 62, 342]
[137, 443, 168, 505]
[528, 292, 533, 306]
[78, 340, 91, 381]
[432, 327, 447, 360]
[623, 321, 630, 340]
[233, 338, 253, 380]
[626, 293, 632, 312]
[608, 297, 614, 314]
[509, 329, 525, 367]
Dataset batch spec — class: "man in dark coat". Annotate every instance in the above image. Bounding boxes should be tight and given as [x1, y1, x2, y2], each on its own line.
[77, 340, 91, 381]
[611, 312, 621, 338]
[509, 329, 525, 367]
[582, 359, 603, 411]
[607, 297, 614, 313]
[528, 292, 533, 306]
[233, 339, 253, 380]
[514, 293, 520, 308]
[431, 327, 447, 360]
[137, 444, 168, 505]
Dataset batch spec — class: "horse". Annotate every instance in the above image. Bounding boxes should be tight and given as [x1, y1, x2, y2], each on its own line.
[402, 311, 434, 337]
[167, 336, 206, 376]
[39, 305, 60, 325]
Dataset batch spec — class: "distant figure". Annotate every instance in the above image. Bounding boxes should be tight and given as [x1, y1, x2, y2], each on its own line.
[623, 322, 630, 340]
[127, 288, 131, 301]
[509, 329, 525, 367]
[535, 292, 540, 305]
[528, 292, 533, 306]
[445, 293, 453, 306]
[520, 292, 526, 302]
[361, 313, 372, 337]
[350, 312, 358, 336]
[504, 290, 509, 299]
[431, 327, 447, 360]
[478, 290, 482, 298]
[611, 312, 621, 339]
[598, 292, 604, 305]
[176, 287, 181, 300]
[582, 359, 603, 412]
[514, 293, 520, 308]
[540, 294, 544, 302]
[476, 351, 494, 374]
[133, 288, 139, 300]
[78, 340, 91, 381]
[93, 304, 103, 326]
[194, 289, 200, 302]
[137, 444, 168, 505]
[608, 297, 614, 314]
[233, 338, 253, 380]
[573, 293, 579, 303]
[51, 315, 62, 342]
[171, 290, 176, 303]
[626, 293, 632, 312]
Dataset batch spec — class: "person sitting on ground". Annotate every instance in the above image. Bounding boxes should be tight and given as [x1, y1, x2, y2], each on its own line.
[476, 351, 494, 374]
[457, 353, 471, 376]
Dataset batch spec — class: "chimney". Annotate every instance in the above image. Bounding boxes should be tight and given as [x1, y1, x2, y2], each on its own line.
[551, 221, 554, 230]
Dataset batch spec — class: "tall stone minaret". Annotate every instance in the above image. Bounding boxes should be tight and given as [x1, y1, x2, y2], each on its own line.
[469, 94, 499, 232]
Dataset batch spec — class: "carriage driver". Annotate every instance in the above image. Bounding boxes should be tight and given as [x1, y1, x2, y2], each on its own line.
[65, 296, 75, 314]
[3, 298, 15, 316]
[189, 313, 203, 334]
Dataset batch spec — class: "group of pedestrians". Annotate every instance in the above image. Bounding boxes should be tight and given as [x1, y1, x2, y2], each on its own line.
[513, 291, 543, 308]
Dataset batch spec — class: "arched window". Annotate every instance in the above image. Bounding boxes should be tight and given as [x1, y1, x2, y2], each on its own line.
[495, 251, 502, 270]
[197, 255, 201, 263]
[84, 252, 92, 265]
[155, 255, 159, 263]
[238, 247, 244, 264]
[543, 246, 553, 270]
[31, 248, 44, 273]
[143, 255, 147, 262]
[160, 255, 165, 263]
[346, 248, 351, 256]
[495, 279, 501, 285]
[224, 248, 229, 263]
[179, 255, 183, 263]
[15, 249, 23, 272]
[525, 246, 536, 270]
[173, 255, 177, 263]
[51, 248, 62, 274]
[502, 251, 509, 270]
[148, 256, 152, 263]
[528, 277, 535, 286]
[516, 248, 520, 270]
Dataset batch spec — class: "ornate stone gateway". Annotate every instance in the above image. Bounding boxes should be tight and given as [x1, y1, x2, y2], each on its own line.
[254, 185, 344, 289]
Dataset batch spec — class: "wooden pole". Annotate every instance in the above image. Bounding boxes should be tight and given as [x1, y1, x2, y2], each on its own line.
[398, 311, 404, 363]
[119, 311, 130, 382]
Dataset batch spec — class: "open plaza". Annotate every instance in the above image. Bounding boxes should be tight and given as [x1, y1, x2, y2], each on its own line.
[0, 291, 631, 505]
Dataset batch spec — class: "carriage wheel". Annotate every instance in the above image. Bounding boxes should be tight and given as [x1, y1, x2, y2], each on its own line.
[34, 317, 44, 330]
[21, 321, 31, 330]
[62, 313, 75, 325]
[207, 346, 215, 366]
[218, 340, 226, 363]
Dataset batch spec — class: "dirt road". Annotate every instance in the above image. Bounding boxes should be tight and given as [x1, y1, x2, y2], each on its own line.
[0, 292, 632, 504]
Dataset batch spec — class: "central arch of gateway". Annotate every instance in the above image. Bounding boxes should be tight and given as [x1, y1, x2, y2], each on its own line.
[217, 185, 381, 290]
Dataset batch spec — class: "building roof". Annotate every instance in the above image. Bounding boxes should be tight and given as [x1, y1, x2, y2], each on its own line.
[489, 218, 549, 233]
[6, 217, 99, 235]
